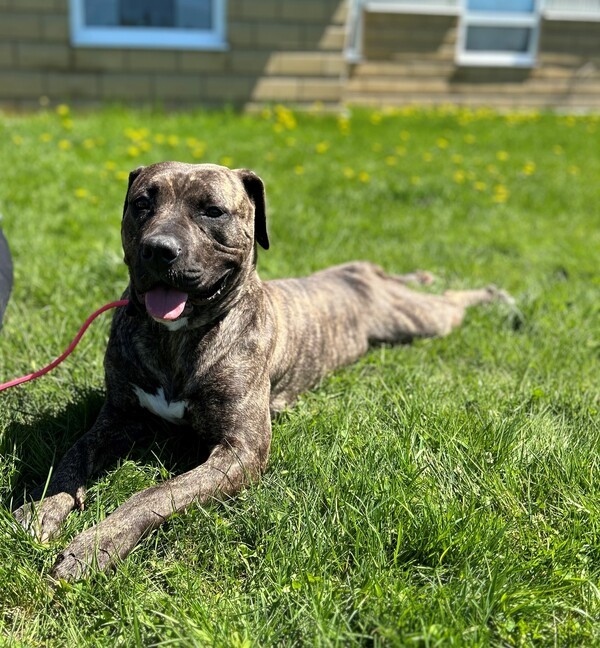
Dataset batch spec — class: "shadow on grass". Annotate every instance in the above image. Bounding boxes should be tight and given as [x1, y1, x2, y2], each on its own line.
[4, 389, 212, 510]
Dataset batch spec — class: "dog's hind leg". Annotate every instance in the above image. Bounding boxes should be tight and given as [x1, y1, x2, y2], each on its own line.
[358, 263, 512, 344]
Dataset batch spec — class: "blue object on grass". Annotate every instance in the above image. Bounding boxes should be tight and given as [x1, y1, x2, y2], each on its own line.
[0, 228, 12, 330]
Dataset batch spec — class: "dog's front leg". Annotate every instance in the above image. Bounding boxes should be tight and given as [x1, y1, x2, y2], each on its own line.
[51, 410, 272, 581]
[13, 404, 147, 542]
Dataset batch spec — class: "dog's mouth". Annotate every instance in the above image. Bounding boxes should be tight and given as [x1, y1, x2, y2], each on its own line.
[142, 270, 233, 322]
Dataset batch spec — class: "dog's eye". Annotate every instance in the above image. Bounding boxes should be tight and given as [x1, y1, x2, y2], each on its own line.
[133, 197, 151, 212]
[205, 206, 225, 218]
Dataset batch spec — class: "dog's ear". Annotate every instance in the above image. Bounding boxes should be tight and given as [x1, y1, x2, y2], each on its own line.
[122, 166, 145, 217]
[235, 169, 269, 250]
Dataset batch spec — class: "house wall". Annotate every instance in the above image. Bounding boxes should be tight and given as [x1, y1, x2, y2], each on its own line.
[1, 1, 599, 111]
[0, 0, 346, 110]
[347, 12, 600, 109]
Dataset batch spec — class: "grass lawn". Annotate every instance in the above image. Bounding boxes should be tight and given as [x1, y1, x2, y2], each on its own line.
[0, 104, 598, 646]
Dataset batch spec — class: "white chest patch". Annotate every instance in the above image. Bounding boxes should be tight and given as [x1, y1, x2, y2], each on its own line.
[133, 385, 188, 424]
[154, 317, 189, 331]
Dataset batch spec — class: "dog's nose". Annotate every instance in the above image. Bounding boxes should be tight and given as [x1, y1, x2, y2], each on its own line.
[140, 235, 182, 270]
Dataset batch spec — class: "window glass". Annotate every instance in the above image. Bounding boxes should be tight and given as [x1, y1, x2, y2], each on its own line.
[467, 0, 535, 12]
[465, 25, 532, 52]
[83, 0, 212, 30]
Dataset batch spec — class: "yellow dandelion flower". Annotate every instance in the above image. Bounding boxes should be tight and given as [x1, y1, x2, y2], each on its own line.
[568, 165, 580, 175]
[400, 131, 410, 142]
[167, 135, 179, 147]
[74, 188, 89, 199]
[337, 116, 350, 133]
[125, 127, 149, 141]
[274, 105, 297, 130]
[11, 135, 23, 146]
[139, 141, 151, 152]
[220, 156, 233, 167]
[294, 165, 304, 175]
[358, 171, 370, 183]
[58, 139, 72, 151]
[370, 112, 382, 125]
[552, 144, 564, 155]
[493, 184, 509, 203]
[315, 141, 330, 154]
[343, 167, 355, 179]
[422, 152, 433, 163]
[40, 133, 52, 143]
[522, 161, 536, 175]
[115, 170, 129, 182]
[474, 181, 487, 192]
[453, 170, 466, 184]
[436, 137, 449, 149]
[410, 176, 421, 186]
[496, 151, 509, 162]
[191, 147, 206, 160]
[385, 156, 397, 166]
[104, 161, 117, 171]
[127, 145, 140, 157]
[62, 119, 74, 130]
[83, 138, 95, 149]
[394, 146, 406, 156]
[56, 103, 70, 117]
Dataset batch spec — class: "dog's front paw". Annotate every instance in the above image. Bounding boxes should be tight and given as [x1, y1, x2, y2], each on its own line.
[51, 516, 139, 581]
[51, 526, 115, 582]
[13, 492, 77, 543]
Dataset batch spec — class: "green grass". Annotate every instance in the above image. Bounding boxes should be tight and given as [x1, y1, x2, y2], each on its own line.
[0, 103, 599, 646]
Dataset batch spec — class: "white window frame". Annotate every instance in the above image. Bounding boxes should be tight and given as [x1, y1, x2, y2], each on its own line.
[456, 0, 542, 67]
[345, 0, 460, 62]
[544, 0, 600, 21]
[69, 0, 228, 50]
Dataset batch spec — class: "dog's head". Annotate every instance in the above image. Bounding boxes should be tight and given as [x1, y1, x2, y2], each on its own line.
[121, 162, 269, 328]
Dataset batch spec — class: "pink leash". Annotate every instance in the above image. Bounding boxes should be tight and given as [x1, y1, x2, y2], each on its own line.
[0, 299, 129, 393]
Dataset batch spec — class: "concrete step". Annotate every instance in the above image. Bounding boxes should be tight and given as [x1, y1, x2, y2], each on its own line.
[346, 76, 600, 95]
[344, 91, 600, 109]
[351, 60, 600, 81]
[251, 76, 343, 103]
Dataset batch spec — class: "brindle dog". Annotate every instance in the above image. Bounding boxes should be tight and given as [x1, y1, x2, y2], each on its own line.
[15, 162, 509, 581]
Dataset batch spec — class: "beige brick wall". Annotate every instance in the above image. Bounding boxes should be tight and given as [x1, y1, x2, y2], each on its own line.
[350, 12, 600, 110]
[0, 0, 345, 109]
[1, 2, 598, 111]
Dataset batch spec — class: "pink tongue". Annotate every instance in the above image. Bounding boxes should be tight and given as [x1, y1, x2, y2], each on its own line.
[144, 286, 188, 321]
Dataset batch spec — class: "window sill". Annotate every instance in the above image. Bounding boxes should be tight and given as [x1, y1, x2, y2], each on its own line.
[456, 52, 536, 68]
[71, 28, 229, 51]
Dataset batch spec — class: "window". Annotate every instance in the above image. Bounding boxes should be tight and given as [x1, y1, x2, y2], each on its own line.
[456, 0, 541, 67]
[70, 0, 227, 50]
